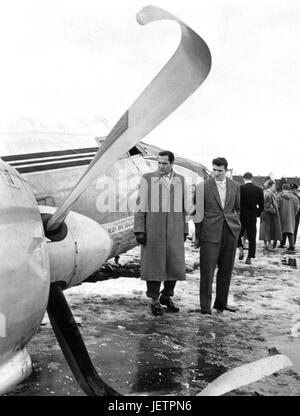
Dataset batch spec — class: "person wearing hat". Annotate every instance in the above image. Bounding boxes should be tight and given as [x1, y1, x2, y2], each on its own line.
[277, 183, 299, 251]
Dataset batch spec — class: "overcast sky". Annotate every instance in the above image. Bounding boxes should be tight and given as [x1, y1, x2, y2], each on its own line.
[0, 0, 299, 177]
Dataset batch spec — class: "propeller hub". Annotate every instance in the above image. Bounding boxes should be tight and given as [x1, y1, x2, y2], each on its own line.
[42, 213, 68, 241]
[39, 206, 113, 288]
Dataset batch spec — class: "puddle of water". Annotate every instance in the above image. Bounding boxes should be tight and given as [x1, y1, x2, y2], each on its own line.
[5, 312, 300, 396]
[90, 317, 231, 395]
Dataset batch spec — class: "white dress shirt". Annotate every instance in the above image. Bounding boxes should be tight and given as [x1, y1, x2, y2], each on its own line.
[160, 171, 173, 183]
[214, 178, 227, 208]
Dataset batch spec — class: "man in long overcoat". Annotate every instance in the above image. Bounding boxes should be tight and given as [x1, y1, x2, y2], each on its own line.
[193, 157, 241, 315]
[134, 150, 188, 316]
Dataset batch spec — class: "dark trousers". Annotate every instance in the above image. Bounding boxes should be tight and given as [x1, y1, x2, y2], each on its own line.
[281, 232, 294, 248]
[294, 211, 300, 244]
[237, 213, 257, 258]
[200, 222, 237, 311]
[146, 280, 176, 299]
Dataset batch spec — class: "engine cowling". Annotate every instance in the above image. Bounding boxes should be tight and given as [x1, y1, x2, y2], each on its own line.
[39, 206, 112, 288]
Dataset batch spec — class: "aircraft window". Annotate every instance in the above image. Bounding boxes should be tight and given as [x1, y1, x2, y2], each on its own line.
[129, 146, 142, 156]
[36, 195, 55, 206]
[94, 137, 145, 159]
[116, 145, 145, 159]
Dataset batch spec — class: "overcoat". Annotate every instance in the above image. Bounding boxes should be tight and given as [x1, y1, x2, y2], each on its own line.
[134, 170, 188, 281]
[259, 189, 282, 241]
[277, 191, 299, 233]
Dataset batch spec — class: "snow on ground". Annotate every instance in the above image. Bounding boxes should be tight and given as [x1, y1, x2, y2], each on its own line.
[6, 238, 300, 396]
[66, 241, 300, 335]
[62, 241, 300, 395]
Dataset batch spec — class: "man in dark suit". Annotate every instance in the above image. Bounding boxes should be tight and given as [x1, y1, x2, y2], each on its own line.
[194, 157, 241, 315]
[237, 172, 264, 264]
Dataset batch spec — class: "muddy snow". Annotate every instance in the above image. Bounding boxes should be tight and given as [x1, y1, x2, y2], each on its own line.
[6, 237, 300, 396]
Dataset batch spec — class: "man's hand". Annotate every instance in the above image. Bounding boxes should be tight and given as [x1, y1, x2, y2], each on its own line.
[135, 232, 146, 246]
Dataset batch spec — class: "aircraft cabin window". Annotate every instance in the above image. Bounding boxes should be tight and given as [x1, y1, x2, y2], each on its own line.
[94, 137, 146, 159]
[118, 145, 145, 159]
[128, 146, 142, 156]
[36, 195, 55, 206]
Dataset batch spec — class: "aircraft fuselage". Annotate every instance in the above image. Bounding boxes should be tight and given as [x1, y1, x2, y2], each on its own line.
[1, 137, 204, 260]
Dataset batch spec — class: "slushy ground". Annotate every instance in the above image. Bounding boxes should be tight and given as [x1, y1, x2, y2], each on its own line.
[5, 238, 300, 396]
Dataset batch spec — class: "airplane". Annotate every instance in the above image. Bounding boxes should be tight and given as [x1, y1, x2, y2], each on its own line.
[0, 5, 212, 396]
[0, 5, 292, 397]
[0, 121, 209, 262]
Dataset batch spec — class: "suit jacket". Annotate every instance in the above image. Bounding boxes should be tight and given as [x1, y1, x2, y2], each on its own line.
[240, 182, 264, 218]
[194, 177, 241, 243]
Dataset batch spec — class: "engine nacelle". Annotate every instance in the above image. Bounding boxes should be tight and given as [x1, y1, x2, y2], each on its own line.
[39, 206, 112, 288]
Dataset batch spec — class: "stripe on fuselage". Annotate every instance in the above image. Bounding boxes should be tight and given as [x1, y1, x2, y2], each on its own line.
[1, 147, 98, 173]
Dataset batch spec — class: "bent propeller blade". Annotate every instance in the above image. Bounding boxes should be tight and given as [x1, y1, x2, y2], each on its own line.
[47, 5, 211, 231]
[47, 283, 121, 396]
[197, 354, 293, 396]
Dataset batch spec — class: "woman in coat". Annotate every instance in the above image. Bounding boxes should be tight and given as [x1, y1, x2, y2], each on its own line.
[277, 183, 299, 250]
[259, 179, 282, 250]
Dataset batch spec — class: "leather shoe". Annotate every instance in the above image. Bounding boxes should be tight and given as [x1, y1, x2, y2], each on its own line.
[214, 305, 238, 313]
[159, 295, 180, 312]
[151, 302, 164, 316]
[287, 246, 295, 252]
[245, 257, 251, 265]
[200, 309, 212, 315]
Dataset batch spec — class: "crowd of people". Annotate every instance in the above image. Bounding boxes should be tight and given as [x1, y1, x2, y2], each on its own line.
[258, 179, 300, 252]
[238, 175, 300, 262]
[133, 151, 300, 316]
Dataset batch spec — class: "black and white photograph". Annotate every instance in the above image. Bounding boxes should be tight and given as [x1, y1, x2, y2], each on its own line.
[0, 0, 300, 400]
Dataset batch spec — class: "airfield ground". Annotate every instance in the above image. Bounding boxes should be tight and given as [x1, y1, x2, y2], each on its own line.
[6, 236, 300, 396]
